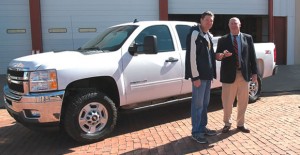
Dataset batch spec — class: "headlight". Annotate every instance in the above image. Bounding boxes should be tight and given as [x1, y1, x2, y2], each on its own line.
[29, 70, 58, 92]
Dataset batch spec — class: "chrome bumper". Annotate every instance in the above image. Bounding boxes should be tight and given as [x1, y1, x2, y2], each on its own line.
[3, 85, 64, 124]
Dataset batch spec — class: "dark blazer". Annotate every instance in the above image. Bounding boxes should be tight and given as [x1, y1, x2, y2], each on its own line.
[216, 33, 258, 83]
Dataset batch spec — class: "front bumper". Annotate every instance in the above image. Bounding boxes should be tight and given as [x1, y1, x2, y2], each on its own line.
[3, 85, 64, 125]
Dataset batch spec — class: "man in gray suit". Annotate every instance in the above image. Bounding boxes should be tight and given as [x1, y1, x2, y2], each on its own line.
[216, 17, 258, 133]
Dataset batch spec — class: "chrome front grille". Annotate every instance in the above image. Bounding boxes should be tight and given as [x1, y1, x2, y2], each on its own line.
[7, 80, 24, 93]
[7, 69, 24, 77]
[7, 68, 29, 94]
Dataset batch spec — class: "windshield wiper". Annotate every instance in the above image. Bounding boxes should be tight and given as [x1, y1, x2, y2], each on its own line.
[80, 47, 101, 51]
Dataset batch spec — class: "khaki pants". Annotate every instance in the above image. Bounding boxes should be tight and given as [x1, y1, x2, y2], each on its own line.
[222, 70, 249, 127]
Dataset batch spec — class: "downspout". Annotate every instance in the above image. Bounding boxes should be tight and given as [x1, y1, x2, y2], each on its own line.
[29, 0, 43, 54]
[159, 0, 168, 20]
[269, 0, 274, 42]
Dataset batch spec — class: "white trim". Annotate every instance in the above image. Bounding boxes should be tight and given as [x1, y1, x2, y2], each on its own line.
[274, 0, 295, 64]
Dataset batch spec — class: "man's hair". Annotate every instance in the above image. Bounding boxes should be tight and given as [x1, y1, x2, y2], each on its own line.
[201, 11, 214, 19]
[229, 17, 241, 24]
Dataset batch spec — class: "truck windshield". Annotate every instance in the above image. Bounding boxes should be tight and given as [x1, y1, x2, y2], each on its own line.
[79, 25, 137, 52]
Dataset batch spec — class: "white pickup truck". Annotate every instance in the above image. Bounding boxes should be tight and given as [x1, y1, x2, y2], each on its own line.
[3, 21, 277, 143]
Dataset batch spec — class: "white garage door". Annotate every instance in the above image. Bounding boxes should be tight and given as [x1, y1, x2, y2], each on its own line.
[40, 0, 159, 52]
[169, 0, 268, 15]
[0, 0, 159, 75]
[0, 0, 32, 74]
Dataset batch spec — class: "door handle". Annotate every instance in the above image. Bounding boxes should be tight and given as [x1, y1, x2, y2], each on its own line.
[165, 57, 178, 62]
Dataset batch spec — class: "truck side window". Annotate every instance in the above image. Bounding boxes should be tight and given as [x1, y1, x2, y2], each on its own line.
[134, 25, 174, 53]
[175, 25, 192, 50]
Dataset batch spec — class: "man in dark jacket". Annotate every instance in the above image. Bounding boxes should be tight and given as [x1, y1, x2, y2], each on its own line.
[185, 11, 217, 144]
[216, 17, 258, 133]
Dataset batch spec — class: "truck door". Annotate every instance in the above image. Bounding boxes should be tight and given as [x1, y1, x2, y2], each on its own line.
[123, 25, 182, 104]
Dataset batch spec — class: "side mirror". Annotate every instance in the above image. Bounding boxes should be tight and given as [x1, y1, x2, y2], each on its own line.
[128, 43, 138, 56]
[144, 35, 157, 54]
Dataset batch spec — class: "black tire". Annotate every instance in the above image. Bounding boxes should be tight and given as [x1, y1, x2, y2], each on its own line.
[64, 90, 117, 143]
[248, 75, 262, 103]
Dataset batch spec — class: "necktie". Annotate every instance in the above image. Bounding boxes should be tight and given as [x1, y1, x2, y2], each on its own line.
[233, 35, 239, 68]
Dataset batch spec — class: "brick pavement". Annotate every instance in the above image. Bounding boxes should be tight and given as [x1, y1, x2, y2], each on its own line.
[0, 91, 299, 155]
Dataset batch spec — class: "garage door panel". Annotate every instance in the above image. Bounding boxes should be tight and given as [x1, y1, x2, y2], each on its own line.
[0, 46, 31, 53]
[0, 0, 31, 74]
[43, 32, 73, 39]
[0, 39, 31, 46]
[42, 16, 72, 26]
[0, 33, 31, 41]
[43, 39, 74, 51]
[1, 49, 31, 58]
[169, 0, 268, 15]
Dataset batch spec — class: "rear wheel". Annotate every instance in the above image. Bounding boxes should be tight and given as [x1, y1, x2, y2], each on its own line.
[248, 76, 262, 103]
[64, 90, 117, 143]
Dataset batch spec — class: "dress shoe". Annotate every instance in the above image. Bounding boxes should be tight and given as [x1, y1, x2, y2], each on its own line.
[222, 126, 231, 133]
[237, 126, 250, 133]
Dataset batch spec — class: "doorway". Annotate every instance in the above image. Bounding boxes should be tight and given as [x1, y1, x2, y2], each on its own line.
[169, 14, 268, 43]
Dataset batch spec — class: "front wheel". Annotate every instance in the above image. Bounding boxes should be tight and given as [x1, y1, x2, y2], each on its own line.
[248, 75, 262, 103]
[64, 90, 117, 143]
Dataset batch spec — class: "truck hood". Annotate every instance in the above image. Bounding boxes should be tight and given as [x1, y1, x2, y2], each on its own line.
[9, 50, 108, 71]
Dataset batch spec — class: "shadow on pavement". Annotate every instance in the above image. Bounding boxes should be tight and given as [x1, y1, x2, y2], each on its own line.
[0, 89, 298, 154]
[120, 130, 239, 155]
[0, 124, 79, 155]
[261, 90, 300, 97]
[112, 93, 222, 137]
[0, 93, 223, 155]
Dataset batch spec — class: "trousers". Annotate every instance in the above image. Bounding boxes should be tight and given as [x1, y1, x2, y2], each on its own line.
[222, 70, 249, 127]
[191, 80, 211, 136]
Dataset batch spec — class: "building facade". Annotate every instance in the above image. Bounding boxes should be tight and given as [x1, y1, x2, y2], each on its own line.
[0, 0, 298, 74]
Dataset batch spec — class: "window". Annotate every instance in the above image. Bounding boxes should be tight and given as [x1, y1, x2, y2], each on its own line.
[134, 25, 174, 53]
[175, 25, 192, 50]
[78, 28, 97, 33]
[48, 28, 67, 33]
[6, 29, 26, 34]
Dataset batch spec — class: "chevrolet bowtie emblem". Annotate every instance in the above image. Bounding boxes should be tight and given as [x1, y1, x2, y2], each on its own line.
[12, 62, 24, 68]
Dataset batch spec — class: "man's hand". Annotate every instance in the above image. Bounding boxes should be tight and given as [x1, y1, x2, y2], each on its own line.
[216, 50, 232, 60]
[193, 79, 201, 87]
[215, 53, 224, 60]
[223, 50, 232, 57]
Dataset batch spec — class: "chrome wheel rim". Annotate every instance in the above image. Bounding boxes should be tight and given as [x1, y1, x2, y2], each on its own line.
[78, 102, 108, 133]
[249, 80, 258, 98]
